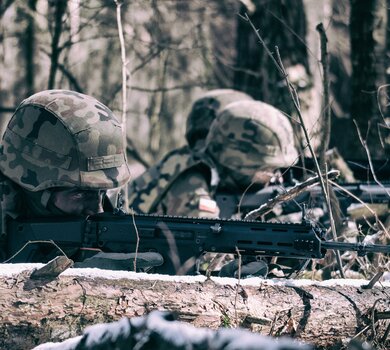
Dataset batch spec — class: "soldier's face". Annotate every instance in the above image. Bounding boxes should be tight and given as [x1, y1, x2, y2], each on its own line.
[51, 188, 105, 216]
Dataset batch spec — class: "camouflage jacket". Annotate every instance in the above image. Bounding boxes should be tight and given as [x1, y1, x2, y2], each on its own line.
[0, 173, 22, 238]
[128, 146, 220, 218]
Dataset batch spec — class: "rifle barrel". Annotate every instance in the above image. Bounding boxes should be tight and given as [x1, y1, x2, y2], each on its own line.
[321, 241, 390, 254]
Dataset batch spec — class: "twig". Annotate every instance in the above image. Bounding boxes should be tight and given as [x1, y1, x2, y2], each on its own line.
[265, 8, 317, 60]
[238, 13, 285, 77]
[126, 137, 150, 168]
[157, 222, 195, 275]
[382, 323, 390, 344]
[237, 181, 257, 217]
[244, 170, 339, 220]
[130, 211, 140, 272]
[316, 23, 331, 171]
[350, 324, 372, 340]
[353, 119, 390, 198]
[128, 82, 213, 93]
[370, 298, 386, 339]
[115, 0, 129, 209]
[324, 164, 344, 277]
[234, 246, 242, 325]
[376, 84, 390, 124]
[56, 62, 84, 93]
[0, 107, 16, 113]
[2, 240, 68, 263]
[328, 180, 389, 239]
[361, 268, 385, 290]
[241, 13, 345, 277]
[47, 0, 67, 89]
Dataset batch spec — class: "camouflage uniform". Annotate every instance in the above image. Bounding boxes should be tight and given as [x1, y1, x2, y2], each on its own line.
[128, 145, 219, 217]
[0, 90, 131, 249]
[128, 99, 298, 219]
[129, 89, 254, 218]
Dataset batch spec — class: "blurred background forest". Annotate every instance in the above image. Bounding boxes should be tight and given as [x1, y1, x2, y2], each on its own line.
[0, 0, 389, 178]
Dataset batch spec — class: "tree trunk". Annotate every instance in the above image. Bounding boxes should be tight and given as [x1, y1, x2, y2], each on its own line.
[349, 0, 386, 159]
[47, 0, 67, 90]
[234, 0, 322, 156]
[0, 264, 389, 350]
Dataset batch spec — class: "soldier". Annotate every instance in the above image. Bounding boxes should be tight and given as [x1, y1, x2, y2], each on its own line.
[128, 89, 254, 217]
[128, 99, 298, 277]
[129, 99, 297, 218]
[0, 89, 161, 271]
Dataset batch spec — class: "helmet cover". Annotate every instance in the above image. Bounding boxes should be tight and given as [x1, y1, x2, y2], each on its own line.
[0, 90, 131, 191]
[205, 100, 298, 180]
[185, 89, 253, 148]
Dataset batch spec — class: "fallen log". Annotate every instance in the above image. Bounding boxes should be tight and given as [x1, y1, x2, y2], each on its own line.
[0, 264, 389, 350]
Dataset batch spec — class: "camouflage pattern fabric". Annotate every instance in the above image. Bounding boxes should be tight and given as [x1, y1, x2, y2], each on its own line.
[205, 100, 298, 187]
[128, 146, 219, 217]
[0, 90, 131, 192]
[129, 100, 298, 219]
[185, 89, 253, 149]
[32, 311, 314, 350]
[129, 89, 253, 217]
[0, 175, 23, 238]
[155, 166, 220, 218]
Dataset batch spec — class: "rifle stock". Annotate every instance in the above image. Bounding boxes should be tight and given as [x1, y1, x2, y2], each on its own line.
[4, 213, 389, 275]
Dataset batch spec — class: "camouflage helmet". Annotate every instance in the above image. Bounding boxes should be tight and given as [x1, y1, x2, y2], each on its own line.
[205, 100, 298, 181]
[185, 89, 253, 148]
[0, 90, 131, 191]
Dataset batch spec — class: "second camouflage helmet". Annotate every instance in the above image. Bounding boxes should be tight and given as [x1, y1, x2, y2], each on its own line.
[0, 89, 131, 191]
[185, 89, 253, 148]
[205, 100, 298, 174]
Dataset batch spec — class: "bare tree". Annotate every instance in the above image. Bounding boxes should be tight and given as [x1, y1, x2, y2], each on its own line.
[349, 0, 387, 159]
[47, 0, 67, 89]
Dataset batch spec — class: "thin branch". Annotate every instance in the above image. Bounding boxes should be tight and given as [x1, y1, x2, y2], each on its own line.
[353, 120, 390, 197]
[265, 8, 317, 61]
[2, 240, 68, 263]
[241, 13, 345, 277]
[238, 13, 285, 77]
[0, 107, 16, 113]
[316, 23, 331, 171]
[47, 0, 67, 89]
[244, 170, 339, 220]
[130, 211, 139, 272]
[56, 62, 84, 93]
[234, 246, 242, 325]
[376, 84, 390, 124]
[157, 222, 195, 275]
[329, 180, 389, 239]
[129, 82, 213, 93]
[115, 0, 129, 208]
[126, 139, 150, 168]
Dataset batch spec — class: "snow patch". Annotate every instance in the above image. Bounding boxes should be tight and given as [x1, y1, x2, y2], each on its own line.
[0, 263, 389, 288]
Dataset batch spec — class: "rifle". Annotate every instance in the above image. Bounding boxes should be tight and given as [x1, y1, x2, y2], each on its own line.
[216, 182, 390, 219]
[4, 213, 389, 275]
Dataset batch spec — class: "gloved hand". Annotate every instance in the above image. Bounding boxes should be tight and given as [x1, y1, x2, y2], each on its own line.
[73, 252, 164, 272]
[219, 256, 268, 278]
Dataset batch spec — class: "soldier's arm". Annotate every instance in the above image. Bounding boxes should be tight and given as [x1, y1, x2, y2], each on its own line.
[157, 169, 220, 218]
